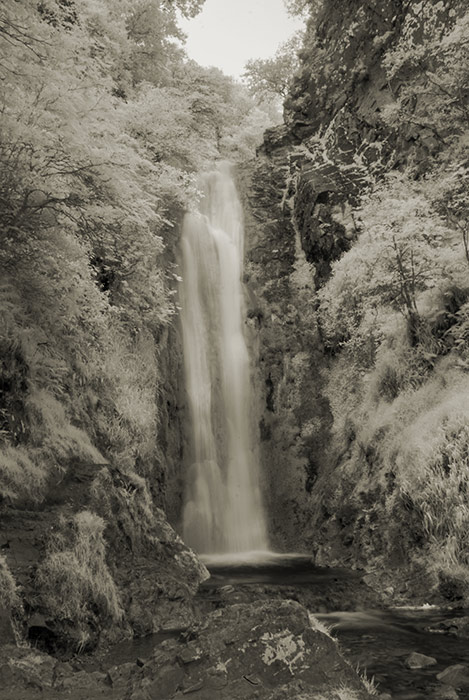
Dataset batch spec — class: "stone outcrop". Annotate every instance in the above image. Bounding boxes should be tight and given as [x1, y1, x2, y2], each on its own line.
[240, 0, 469, 598]
[0, 462, 207, 656]
[0, 601, 376, 699]
[238, 143, 332, 550]
[129, 600, 374, 700]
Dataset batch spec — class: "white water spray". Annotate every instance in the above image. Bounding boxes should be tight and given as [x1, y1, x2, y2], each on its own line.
[179, 163, 268, 554]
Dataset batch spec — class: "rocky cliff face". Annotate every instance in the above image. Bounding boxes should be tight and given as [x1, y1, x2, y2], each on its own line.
[284, 0, 464, 286]
[237, 146, 331, 550]
[243, 0, 469, 601]
[0, 216, 204, 656]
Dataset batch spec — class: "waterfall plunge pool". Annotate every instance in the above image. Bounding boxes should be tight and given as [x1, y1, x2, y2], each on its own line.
[85, 555, 469, 699]
[198, 553, 469, 700]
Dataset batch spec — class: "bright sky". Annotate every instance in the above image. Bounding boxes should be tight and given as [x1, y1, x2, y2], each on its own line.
[179, 0, 304, 80]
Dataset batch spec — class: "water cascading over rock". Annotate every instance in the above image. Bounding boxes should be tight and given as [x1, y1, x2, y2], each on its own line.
[179, 162, 268, 554]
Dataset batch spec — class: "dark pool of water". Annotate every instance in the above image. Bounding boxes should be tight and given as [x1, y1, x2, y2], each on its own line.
[200, 551, 360, 586]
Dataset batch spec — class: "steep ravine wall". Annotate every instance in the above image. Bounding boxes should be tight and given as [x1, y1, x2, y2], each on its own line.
[0, 213, 205, 654]
[241, 0, 469, 602]
[237, 146, 332, 551]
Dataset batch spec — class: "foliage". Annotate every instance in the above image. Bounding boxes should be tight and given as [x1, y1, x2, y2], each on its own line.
[315, 3, 469, 589]
[0, 0, 275, 506]
[368, 370, 469, 575]
[0, 555, 18, 611]
[243, 32, 303, 100]
[382, 9, 469, 144]
[284, 0, 321, 19]
[36, 511, 123, 626]
[317, 173, 463, 360]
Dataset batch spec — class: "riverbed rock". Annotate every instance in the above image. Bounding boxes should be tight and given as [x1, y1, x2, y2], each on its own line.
[430, 687, 460, 700]
[0, 644, 117, 699]
[0, 606, 16, 645]
[0, 645, 56, 692]
[427, 617, 469, 639]
[130, 599, 374, 699]
[60, 669, 108, 691]
[405, 651, 437, 669]
[436, 664, 469, 687]
[107, 661, 137, 688]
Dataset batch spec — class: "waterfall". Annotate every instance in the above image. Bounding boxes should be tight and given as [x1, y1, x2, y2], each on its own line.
[179, 162, 268, 555]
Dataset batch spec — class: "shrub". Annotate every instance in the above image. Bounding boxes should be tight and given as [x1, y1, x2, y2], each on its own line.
[36, 511, 123, 627]
[90, 467, 159, 554]
[393, 384, 469, 565]
[318, 172, 465, 358]
[0, 555, 18, 611]
[0, 444, 48, 503]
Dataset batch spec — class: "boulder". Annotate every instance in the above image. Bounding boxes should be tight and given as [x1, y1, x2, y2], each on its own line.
[0, 645, 56, 691]
[428, 617, 469, 639]
[60, 670, 107, 691]
[130, 599, 374, 699]
[430, 687, 460, 699]
[405, 651, 437, 669]
[107, 661, 137, 688]
[437, 664, 469, 687]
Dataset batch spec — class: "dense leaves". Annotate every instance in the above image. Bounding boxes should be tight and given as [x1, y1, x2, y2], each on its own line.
[243, 33, 303, 100]
[0, 0, 276, 502]
[306, 2, 469, 586]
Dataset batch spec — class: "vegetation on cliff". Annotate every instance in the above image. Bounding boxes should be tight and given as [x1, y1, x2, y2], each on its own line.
[0, 0, 277, 650]
[280, 0, 469, 599]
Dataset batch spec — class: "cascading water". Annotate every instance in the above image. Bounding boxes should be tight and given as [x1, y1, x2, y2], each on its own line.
[179, 162, 268, 555]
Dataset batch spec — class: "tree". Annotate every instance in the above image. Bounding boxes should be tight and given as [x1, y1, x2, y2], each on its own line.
[284, 0, 312, 18]
[317, 173, 461, 357]
[383, 10, 469, 143]
[243, 32, 303, 101]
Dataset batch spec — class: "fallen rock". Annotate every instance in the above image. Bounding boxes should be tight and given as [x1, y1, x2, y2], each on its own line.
[437, 664, 469, 688]
[107, 661, 136, 687]
[405, 651, 437, 669]
[0, 645, 116, 699]
[60, 670, 107, 691]
[147, 664, 185, 699]
[427, 617, 469, 639]
[130, 599, 374, 699]
[430, 687, 459, 699]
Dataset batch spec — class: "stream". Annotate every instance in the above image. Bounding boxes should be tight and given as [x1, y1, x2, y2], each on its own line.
[96, 553, 469, 699]
[201, 553, 469, 699]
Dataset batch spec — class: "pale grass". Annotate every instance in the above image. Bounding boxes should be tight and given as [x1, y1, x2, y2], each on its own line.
[0, 554, 19, 610]
[309, 612, 333, 638]
[351, 365, 469, 570]
[27, 388, 103, 462]
[0, 444, 48, 502]
[37, 510, 123, 624]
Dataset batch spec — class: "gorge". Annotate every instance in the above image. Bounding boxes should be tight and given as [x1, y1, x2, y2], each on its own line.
[2, 0, 469, 698]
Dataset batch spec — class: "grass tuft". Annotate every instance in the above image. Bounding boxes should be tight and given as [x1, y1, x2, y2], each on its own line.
[36, 510, 123, 628]
[0, 555, 19, 610]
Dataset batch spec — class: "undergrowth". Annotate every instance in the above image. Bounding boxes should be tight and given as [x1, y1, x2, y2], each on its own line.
[0, 555, 19, 611]
[0, 261, 162, 503]
[90, 467, 160, 554]
[36, 511, 123, 628]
